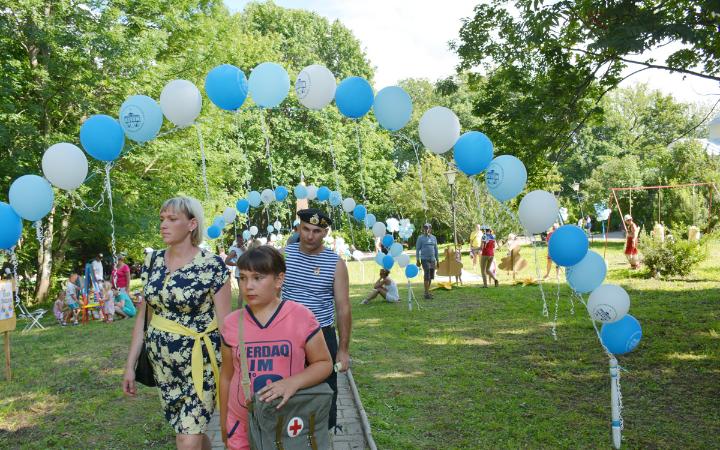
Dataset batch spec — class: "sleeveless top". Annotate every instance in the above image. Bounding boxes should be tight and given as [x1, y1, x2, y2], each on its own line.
[282, 243, 339, 327]
[385, 279, 399, 301]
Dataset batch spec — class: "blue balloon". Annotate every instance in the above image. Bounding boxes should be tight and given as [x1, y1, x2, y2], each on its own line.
[294, 184, 308, 200]
[566, 250, 607, 294]
[353, 205, 367, 221]
[119, 95, 163, 143]
[364, 213, 376, 228]
[205, 64, 248, 111]
[329, 191, 342, 207]
[373, 86, 412, 131]
[335, 77, 374, 119]
[549, 225, 589, 267]
[317, 186, 331, 202]
[236, 199, 250, 214]
[485, 155, 527, 202]
[382, 234, 394, 248]
[382, 254, 395, 270]
[454, 131, 494, 176]
[267, 225, 274, 233]
[9, 175, 54, 221]
[0, 201, 22, 250]
[247, 191, 262, 208]
[242, 230, 251, 241]
[248, 62, 290, 108]
[213, 217, 225, 229]
[207, 225, 221, 239]
[80, 115, 125, 161]
[405, 264, 419, 278]
[274, 186, 289, 202]
[600, 314, 642, 355]
[374, 251, 386, 267]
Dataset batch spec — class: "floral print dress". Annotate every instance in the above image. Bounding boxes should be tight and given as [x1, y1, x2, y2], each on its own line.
[141, 249, 229, 434]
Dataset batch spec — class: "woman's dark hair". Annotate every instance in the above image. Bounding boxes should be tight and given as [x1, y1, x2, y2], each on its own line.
[237, 245, 286, 276]
[380, 269, 390, 278]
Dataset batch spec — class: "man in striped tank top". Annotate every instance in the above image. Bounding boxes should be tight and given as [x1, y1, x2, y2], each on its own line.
[282, 208, 351, 431]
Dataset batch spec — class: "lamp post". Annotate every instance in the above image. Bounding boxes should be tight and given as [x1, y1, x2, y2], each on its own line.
[444, 166, 458, 249]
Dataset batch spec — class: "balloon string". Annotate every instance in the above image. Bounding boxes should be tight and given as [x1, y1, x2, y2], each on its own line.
[33, 221, 44, 246]
[195, 124, 210, 201]
[396, 133, 428, 221]
[471, 179, 487, 227]
[328, 140, 342, 195]
[104, 163, 118, 287]
[259, 111, 276, 190]
[551, 268, 561, 340]
[354, 122, 367, 202]
[9, 249, 20, 306]
[530, 239, 549, 317]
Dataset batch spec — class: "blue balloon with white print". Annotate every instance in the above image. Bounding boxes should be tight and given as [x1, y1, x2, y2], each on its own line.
[600, 314, 642, 355]
[119, 95, 163, 143]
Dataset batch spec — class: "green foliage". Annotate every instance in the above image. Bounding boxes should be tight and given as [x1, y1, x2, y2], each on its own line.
[639, 231, 708, 278]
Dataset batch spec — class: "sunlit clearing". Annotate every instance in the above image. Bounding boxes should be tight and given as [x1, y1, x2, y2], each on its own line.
[423, 336, 492, 346]
[667, 352, 708, 361]
[374, 371, 424, 379]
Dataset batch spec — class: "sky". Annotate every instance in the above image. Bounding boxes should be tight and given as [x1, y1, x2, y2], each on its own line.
[224, 0, 719, 106]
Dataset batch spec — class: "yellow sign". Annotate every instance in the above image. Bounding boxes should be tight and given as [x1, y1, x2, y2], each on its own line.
[0, 280, 17, 333]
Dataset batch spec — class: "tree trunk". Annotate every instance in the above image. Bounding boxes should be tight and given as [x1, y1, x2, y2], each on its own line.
[51, 207, 73, 273]
[34, 207, 55, 304]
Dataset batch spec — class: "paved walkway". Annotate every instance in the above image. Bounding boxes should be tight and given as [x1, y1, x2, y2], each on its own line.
[208, 370, 370, 449]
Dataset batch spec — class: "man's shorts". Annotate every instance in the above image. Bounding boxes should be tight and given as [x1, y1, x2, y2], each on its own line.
[421, 259, 436, 282]
[67, 302, 80, 310]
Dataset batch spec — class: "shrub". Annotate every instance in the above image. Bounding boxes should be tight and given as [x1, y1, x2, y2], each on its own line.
[639, 230, 708, 278]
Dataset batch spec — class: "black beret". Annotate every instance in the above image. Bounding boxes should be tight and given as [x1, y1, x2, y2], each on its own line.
[297, 208, 332, 228]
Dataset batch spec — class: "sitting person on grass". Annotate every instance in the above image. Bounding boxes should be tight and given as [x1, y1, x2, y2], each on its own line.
[114, 290, 134, 318]
[361, 269, 400, 304]
[53, 291, 68, 326]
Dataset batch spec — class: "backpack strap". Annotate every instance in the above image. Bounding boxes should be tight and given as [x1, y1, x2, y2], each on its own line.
[237, 306, 252, 406]
[308, 412, 317, 450]
[275, 415, 285, 449]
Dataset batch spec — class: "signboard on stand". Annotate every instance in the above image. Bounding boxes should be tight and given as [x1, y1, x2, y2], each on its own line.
[0, 280, 15, 381]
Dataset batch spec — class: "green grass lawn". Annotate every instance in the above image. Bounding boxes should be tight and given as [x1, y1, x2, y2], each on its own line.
[1, 240, 718, 448]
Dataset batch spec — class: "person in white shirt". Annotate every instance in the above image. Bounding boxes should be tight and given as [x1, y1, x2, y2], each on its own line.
[360, 269, 400, 304]
[91, 253, 104, 285]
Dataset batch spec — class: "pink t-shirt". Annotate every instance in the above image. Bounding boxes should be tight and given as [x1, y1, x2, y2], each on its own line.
[112, 263, 130, 289]
[221, 300, 321, 448]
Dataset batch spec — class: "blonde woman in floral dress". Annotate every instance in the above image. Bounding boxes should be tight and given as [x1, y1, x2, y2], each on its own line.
[123, 196, 231, 450]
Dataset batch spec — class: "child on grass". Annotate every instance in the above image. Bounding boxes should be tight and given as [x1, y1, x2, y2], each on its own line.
[219, 246, 332, 450]
[53, 291, 67, 326]
[101, 281, 115, 323]
[65, 273, 81, 325]
[360, 269, 400, 304]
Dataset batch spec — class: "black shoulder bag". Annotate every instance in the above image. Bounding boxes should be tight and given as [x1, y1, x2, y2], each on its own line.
[135, 251, 158, 387]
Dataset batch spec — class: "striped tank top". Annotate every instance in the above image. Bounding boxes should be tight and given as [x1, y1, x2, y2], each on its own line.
[282, 243, 339, 327]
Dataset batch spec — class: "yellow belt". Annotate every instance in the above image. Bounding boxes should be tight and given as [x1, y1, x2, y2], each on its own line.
[150, 314, 220, 408]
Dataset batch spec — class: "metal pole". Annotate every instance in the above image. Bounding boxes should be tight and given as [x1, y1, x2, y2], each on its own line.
[451, 183, 458, 248]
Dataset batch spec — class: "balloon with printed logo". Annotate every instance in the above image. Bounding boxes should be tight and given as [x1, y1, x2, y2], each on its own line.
[396, 253, 410, 267]
[373, 86, 412, 131]
[316, 186, 331, 202]
[247, 191, 262, 208]
[119, 95, 163, 142]
[9, 175, 54, 221]
[353, 205, 366, 221]
[295, 64, 336, 110]
[405, 264, 419, 278]
[159, 79, 202, 128]
[389, 242, 403, 257]
[294, 184, 308, 200]
[382, 234, 394, 248]
[382, 254, 394, 270]
[548, 225, 589, 267]
[485, 155, 527, 202]
[274, 186, 289, 202]
[600, 314, 642, 355]
[42, 143, 88, 191]
[242, 230, 251, 241]
[364, 213, 376, 228]
[342, 198, 356, 213]
[0, 202, 22, 250]
[223, 207, 237, 224]
[335, 76, 374, 118]
[306, 185, 318, 201]
[329, 191, 342, 207]
[250, 226, 259, 236]
[260, 189, 275, 205]
[587, 284, 630, 323]
[80, 115, 125, 161]
[236, 199, 250, 214]
[207, 225, 221, 239]
[205, 64, 248, 111]
[418, 106, 461, 154]
[518, 190, 559, 234]
[453, 131, 494, 176]
[248, 62, 290, 108]
[566, 250, 607, 294]
[372, 222, 387, 238]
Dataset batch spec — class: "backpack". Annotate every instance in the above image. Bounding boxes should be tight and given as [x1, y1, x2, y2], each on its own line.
[237, 310, 333, 450]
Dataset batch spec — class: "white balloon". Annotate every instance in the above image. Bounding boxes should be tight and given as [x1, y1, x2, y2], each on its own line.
[42, 143, 88, 190]
[386, 217, 400, 233]
[418, 106, 461, 154]
[306, 185, 318, 200]
[352, 250, 364, 261]
[273, 220, 282, 230]
[518, 190, 559, 234]
[159, 79, 202, 128]
[396, 253, 410, 268]
[295, 64, 336, 110]
[389, 242, 403, 257]
[250, 225, 259, 236]
[222, 207, 237, 224]
[342, 197, 356, 213]
[587, 284, 630, 323]
[260, 188, 275, 205]
[372, 222, 387, 238]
